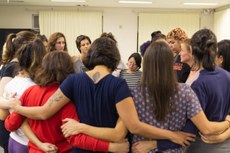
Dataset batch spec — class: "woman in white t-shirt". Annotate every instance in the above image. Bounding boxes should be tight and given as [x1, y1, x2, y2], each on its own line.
[0, 38, 48, 153]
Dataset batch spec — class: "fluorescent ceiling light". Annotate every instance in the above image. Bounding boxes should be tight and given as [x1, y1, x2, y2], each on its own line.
[119, 1, 152, 4]
[51, 0, 86, 2]
[183, 2, 218, 6]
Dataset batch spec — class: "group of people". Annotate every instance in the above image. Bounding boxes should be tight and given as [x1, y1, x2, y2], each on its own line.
[0, 27, 229, 153]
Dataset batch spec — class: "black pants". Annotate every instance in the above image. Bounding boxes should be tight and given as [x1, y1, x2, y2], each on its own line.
[0, 120, 9, 153]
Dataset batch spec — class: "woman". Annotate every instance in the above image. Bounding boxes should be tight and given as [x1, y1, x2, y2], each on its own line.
[72, 35, 91, 73]
[0, 31, 36, 153]
[11, 37, 199, 153]
[151, 31, 166, 42]
[216, 39, 230, 72]
[180, 39, 193, 67]
[0, 38, 48, 153]
[131, 40, 229, 153]
[200, 40, 230, 144]
[184, 29, 230, 153]
[5, 51, 128, 153]
[46, 32, 67, 52]
[167, 28, 191, 83]
[120, 52, 142, 89]
[179, 39, 198, 86]
[100, 32, 127, 77]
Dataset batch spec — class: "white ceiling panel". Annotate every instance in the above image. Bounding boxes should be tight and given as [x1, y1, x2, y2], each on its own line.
[0, 0, 230, 9]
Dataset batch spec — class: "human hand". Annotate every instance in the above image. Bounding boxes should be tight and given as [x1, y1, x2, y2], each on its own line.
[39, 142, 58, 153]
[225, 115, 230, 125]
[170, 131, 196, 147]
[200, 130, 229, 144]
[132, 141, 156, 153]
[109, 139, 129, 153]
[61, 118, 83, 137]
[8, 96, 22, 110]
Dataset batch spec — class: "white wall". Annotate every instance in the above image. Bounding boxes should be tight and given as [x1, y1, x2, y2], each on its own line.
[214, 8, 230, 41]
[0, 6, 214, 62]
[103, 8, 137, 62]
[200, 12, 214, 31]
[0, 6, 37, 28]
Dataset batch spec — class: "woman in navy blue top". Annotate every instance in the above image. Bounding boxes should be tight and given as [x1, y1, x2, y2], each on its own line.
[194, 39, 230, 146]
[11, 37, 198, 153]
[154, 29, 230, 152]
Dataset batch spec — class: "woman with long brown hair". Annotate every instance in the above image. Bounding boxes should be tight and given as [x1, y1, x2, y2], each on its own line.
[0, 31, 36, 153]
[46, 32, 68, 52]
[131, 40, 229, 153]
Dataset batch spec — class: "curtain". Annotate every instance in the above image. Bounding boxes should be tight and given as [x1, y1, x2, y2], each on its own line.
[39, 10, 102, 55]
[214, 9, 230, 41]
[138, 12, 200, 48]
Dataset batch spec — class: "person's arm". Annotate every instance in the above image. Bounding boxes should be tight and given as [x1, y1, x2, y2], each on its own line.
[60, 102, 129, 152]
[59, 102, 109, 152]
[0, 109, 9, 121]
[4, 111, 24, 131]
[116, 97, 195, 146]
[190, 111, 229, 135]
[155, 84, 230, 151]
[200, 127, 230, 144]
[5, 111, 58, 152]
[156, 121, 195, 151]
[132, 141, 156, 153]
[0, 77, 13, 120]
[0, 97, 14, 109]
[12, 88, 70, 120]
[0, 76, 13, 96]
[61, 117, 127, 142]
[21, 119, 58, 153]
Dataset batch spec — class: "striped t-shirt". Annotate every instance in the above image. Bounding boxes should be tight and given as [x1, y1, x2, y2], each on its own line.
[120, 69, 142, 89]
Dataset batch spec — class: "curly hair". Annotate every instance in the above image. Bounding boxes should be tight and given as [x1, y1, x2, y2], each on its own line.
[167, 28, 188, 42]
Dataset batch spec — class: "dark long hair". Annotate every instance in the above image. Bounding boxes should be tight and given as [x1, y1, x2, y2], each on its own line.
[217, 39, 230, 72]
[2, 31, 36, 66]
[191, 29, 217, 71]
[16, 38, 46, 80]
[141, 41, 178, 121]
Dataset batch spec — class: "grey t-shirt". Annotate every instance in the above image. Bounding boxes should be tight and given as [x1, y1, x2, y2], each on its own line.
[73, 59, 88, 74]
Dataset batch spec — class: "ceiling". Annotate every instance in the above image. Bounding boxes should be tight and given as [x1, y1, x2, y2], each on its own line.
[0, 0, 230, 9]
